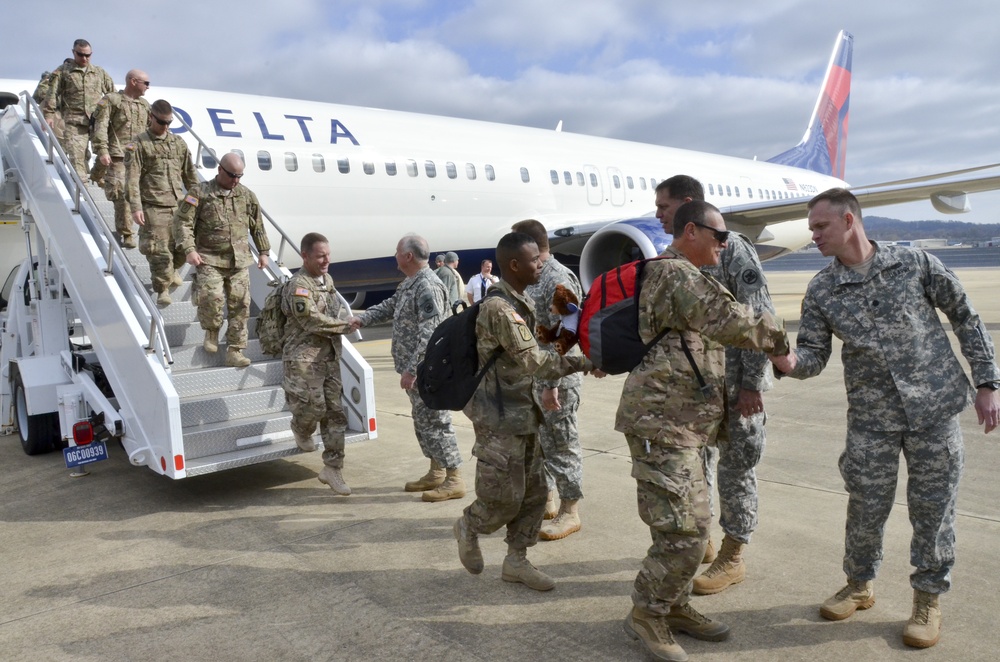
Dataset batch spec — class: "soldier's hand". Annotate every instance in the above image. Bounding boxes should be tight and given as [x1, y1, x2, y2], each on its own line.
[541, 387, 561, 411]
[99, 154, 111, 167]
[736, 388, 764, 418]
[975, 387, 1000, 434]
[589, 368, 608, 379]
[46, 117, 55, 130]
[132, 209, 145, 226]
[257, 254, 268, 270]
[400, 371, 416, 390]
[347, 316, 363, 332]
[186, 251, 202, 267]
[769, 351, 796, 374]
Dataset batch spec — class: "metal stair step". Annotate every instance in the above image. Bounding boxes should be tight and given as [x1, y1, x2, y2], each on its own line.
[170, 339, 270, 371]
[181, 410, 295, 459]
[172, 360, 284, 397]
[183, 430, 369, 477]
[180, 385, 288, 426]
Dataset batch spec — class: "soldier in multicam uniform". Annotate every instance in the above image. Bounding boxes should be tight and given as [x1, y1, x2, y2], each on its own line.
[33, 58, 74, 141]
[511, 219, 585, 541]
[452, 232, 594, 592]
[42, 39, 114, 182]
[618, 200, 789, 662]
[350, 234, 466, 502]
[173, 152, 270, 368]
[771, 188, 1000, 649]
[126, 99, 197, 305]
[281, 233, 353, 495]
[92, 70, 151, 248]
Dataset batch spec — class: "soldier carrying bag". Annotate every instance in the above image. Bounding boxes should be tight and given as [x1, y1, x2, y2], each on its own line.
[255, 280, 289, 356]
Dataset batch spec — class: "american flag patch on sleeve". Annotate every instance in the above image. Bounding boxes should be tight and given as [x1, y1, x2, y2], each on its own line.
[294, 287, 310, 297]
[184, 194, 198, 205]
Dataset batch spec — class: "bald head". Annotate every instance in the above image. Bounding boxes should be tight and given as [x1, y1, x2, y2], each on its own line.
[216, 153, 246, 189]
[124, 69, 149, 98]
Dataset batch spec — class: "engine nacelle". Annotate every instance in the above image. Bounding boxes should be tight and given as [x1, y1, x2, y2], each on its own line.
[930, 190, 971, 214]
[579, 218, 670, 292]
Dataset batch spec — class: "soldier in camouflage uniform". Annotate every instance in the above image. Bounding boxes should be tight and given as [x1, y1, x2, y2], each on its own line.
[618, 200, 789, 662]
[281, 233, 353, 495]
[92, 70, 151, 247]
[350, 234, 466, 502]
[434, 251, 463, 308]
[512, 219, 585, 541]
[771, 188, 1000, 649]
[126, 99, 197, 305]
[453, 232, 592, 592]
[42, 40, 114, 181]
[173, 153, 270, 368]
[32, 58, 74, 141]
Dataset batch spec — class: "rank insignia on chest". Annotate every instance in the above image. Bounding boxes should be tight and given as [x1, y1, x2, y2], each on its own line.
[184, 194, 198, 206]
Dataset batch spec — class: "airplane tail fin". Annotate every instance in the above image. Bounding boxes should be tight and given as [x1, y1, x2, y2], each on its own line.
[767, 30, 853, 179]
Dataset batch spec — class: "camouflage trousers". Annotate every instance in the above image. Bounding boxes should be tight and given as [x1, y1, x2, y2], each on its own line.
[59, 122, 92, 181]
[462, 427, 547, 550]
[405, 388, 461, 469]
[626, 435, 710, 615]
[284, 359, 347, 469]
[702, 407, 766, 543]
[195, 264, 250, 348]
[840, 417, 963, 594]
[100, 158, 132, 235]
[138, 205, 185, 293]
[534, 382, 583, 500]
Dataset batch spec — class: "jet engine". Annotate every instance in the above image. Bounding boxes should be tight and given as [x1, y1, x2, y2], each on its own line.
[578, 218, 670, 291]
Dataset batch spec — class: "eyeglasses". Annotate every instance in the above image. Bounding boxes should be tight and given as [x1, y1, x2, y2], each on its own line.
[221, 167, 244, 179]
[74, 51, 92, 58]
[151, 115, 172, 126]
[134, 79, 150, 87]
[689, 221, 730, 244]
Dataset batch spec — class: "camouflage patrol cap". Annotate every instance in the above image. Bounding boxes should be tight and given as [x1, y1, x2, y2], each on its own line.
[445, 251, 459, 262]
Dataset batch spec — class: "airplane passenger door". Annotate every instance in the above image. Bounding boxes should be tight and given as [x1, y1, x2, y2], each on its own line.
[583, 165, 603, 206]
[607, 167, 626, 206]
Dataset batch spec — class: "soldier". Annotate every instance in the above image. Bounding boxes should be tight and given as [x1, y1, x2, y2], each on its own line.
[434, 251, 463, 307]
[770, 188, 1000, 649]
[92, 70, 151, 246]
[452, 232, 594, 592]
[125, 99, 198, 304]
[281, 233, 353, 495]
[32, 59, 73, 141]
[434, 253, 445, 269]
[173, 153, 270, 368]
[42, 39, 114, 181]
[349, 234, 466, 502]
[511, 219, 585, 541]
[618, 200, 789, 662]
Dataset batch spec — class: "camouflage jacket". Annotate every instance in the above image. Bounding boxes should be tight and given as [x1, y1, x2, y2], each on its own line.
[615, 247, 789, 448]
[280, 271, 351, 363]
[32, 59, 74, 104]
[91, 91, 151, 158]
[525, 256, 584, 390]
[783, 242, 1000, 431]
[702, 233, 775, 395]
[173, 179, 271, 269]
[125, 129, 198, 208]
[43, 63, 114, 126]
[359, 266, 449, 375]
[464, 280, 590, 435]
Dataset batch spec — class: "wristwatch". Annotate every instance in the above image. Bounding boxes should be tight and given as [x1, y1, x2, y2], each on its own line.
[978, 381, 1000, 391]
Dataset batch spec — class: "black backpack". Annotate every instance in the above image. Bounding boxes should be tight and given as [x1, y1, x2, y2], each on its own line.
[416, 290, 508, 411]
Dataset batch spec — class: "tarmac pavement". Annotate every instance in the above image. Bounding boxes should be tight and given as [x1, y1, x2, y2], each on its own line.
[1, 268, 999, 661]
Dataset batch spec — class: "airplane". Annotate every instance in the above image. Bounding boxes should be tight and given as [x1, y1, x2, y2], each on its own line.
[3, 30, 1000, 306]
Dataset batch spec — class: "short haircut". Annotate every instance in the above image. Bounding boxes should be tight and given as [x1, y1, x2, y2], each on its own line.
[656, 174, 705, 202]
[673, 200, 721, 236]
[496, 232, 537, 268]
[399, 233, 429, 261]
[300, 232, 328, 255]
[73, 39, 92, 50]
[150, 99, 172, 116]
[481, 259, 492, 267]
[510, 219, 549, 251]
[808, 187, 863, 221]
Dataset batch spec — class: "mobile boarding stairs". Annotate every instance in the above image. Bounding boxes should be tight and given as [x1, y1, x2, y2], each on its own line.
[0, 91, 376, 478]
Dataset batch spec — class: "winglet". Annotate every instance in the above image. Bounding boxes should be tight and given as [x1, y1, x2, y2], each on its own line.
[767, 30, 853, 179]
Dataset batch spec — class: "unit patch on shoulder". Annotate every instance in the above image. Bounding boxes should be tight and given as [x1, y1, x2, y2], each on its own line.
[741, 269, 759, 285]
[184, 194, 199, 206]
[517, 324, 533, 342]
[294, 299, 308, 315]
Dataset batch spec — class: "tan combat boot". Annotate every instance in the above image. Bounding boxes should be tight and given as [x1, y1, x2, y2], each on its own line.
[318, 466, 351, 495]
[902, 589, 941, 648]
[693, 535, 745, 595]
[169, 271, 184, 289]
[226, 347, 251, 368]
[156, 291, 172, 307]
[539, 499, 581, 540]
[702, 538, 717, 564]
[501, 547, 555, 591]
[544, 490, 558, 519]
[422, 467, 466, 502]
[819, 579, 875, 621]
[664, 601, 730, 641]
[404, 459, 445, 492]
[122, 234, 137, 249]
[453, 516, 483, 574]
[203, 329, 219, 353]
[623, 606, 688, 662]
[293, 431, 316, 452]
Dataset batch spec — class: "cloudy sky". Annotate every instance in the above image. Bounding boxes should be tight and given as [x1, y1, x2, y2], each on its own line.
[4, 0, 1000, 223]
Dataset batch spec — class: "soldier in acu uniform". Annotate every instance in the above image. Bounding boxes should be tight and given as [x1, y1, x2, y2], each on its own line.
[125, 99, 197, 305]
[281, 233, 353, 496]
[350, 234, 466, 502]
[173, 152, 270, 368]
[771, 188, 1000, 649]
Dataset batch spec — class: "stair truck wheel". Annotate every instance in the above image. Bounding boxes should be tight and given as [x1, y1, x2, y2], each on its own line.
[12, 371, 61, 455]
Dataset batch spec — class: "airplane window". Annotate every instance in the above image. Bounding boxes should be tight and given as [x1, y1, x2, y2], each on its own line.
[363, 161, 375, 175]
[407, 160, 418, 177]
[612, 175, 621, 189]
[465, 163, 476, 180]
[202, 151, 218, 168]
[758, 188, 763, 199]
[563, 171, 572, 185]
[338, 157, 350, 174]
[550, 170, 559, 185]
[726, 185, 732, 197]
[576, 172, 584, 186]
[708, 183, 715, 195]
[446, 162, 457, 179]
[385, 161, 397, 176]
[735, 187, 740, 198]
[312, 154, 325, 172]
[639, 178, 647, 191]
[425, 161, 437, 178]
[626, 176, 634, 189]
[257, 151, 271, 171]
[230, 149, 245, 161]
[285, 152, 298, 172]
[485, 164, 495, 181]
[747, 188, 753, 199]
[520, 167, 530, 183]
[589, 173, 598, 187]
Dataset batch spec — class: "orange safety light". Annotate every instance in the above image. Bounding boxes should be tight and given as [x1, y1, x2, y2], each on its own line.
[369, 418, 376, 432]
[72, 421, 94, 445]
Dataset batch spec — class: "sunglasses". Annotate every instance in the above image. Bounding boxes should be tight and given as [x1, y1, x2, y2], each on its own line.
[151, 116, 172, 127]
[134, 79, 151, 87]
[221, 167, 244, 179]
[690, 221, 730, 244]
[74, 51, 92, 58]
